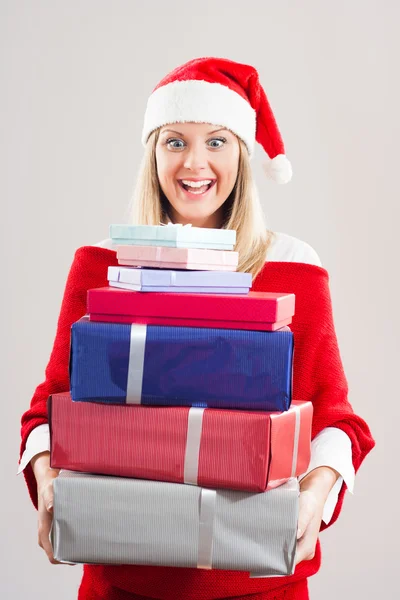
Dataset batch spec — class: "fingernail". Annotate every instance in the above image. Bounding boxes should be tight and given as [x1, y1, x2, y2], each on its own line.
[47, 502, 53, 511]
[297, 528, 302, 538]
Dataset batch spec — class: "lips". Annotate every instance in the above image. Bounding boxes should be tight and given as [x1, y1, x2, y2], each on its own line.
[178, 179, 216, 196]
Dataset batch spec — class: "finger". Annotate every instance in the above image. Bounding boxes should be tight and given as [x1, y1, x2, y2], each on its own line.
[297, 492, 316, 539]
[41, 480, 54, 512]
[295, 535, 316, 565]
[295, 543, 306, 566]
[295, 508, 321, 565]
[38, 503, 61, 565]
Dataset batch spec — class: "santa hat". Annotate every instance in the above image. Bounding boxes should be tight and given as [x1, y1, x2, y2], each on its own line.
[142, 57, 292, 184]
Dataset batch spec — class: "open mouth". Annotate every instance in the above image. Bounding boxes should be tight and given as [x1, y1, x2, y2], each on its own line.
[178, 179, 216, 196]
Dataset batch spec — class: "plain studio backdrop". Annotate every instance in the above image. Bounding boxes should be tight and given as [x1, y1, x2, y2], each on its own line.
[1, 1, 397, 598]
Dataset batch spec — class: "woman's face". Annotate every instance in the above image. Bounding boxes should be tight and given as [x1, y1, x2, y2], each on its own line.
[155, 122, 240, 228]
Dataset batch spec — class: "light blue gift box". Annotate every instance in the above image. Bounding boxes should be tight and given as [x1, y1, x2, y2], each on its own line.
[110, 223, 236, 250]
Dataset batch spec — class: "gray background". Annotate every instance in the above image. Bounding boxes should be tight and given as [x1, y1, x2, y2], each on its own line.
[2, 1, 396, 598]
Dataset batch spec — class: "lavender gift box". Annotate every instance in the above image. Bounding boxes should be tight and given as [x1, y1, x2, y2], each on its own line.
[107, 266, 252, 294]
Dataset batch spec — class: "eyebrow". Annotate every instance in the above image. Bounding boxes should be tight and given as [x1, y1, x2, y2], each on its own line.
[160, 127, 228, 137]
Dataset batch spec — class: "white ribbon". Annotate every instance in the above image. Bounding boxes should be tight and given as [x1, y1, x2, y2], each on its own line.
[290, 404, 301, 477]
[126, 324, 147, 404]
[184, 408, 205, 485]
[170, 271, 177, 286]
[161, 222, 192, 228]
[155, 246, 162, 266]
[197, 488, 216, 569]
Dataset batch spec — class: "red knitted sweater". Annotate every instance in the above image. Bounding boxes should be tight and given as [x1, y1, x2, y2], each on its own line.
[20, 246, 375, 600]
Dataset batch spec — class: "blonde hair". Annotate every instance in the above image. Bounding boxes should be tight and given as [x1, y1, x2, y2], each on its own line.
[130, 128, 274, 279]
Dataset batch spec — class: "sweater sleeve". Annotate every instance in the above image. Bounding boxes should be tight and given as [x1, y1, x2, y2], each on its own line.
[266, 236, 361, 524]
[299, 427, 355, 524]
[291, 266, 375, 530]
[19, 246, 117, 509]
[253, 262, 375, 530]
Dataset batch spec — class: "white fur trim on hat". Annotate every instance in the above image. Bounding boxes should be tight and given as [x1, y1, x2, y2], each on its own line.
[263, 154, 293, 184]
[142, 80, 256, 155]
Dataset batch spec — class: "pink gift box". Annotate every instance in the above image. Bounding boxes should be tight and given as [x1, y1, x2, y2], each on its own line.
[116, 245, 238, 271]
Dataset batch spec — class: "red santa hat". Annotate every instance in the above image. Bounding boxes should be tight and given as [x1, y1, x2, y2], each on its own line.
[142, 57, 292, 184]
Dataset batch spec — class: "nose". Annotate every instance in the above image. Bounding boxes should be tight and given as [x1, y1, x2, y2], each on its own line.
[183, 143, 208, 172]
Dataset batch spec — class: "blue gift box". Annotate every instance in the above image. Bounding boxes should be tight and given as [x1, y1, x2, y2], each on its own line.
[70, 318, 293, 411]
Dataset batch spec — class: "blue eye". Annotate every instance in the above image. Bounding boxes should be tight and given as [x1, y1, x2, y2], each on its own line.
[207, 137, 227, 148]
[166, 138, 186, 150]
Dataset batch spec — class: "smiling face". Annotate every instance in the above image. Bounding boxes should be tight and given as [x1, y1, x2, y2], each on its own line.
[155, 122, 240, 228]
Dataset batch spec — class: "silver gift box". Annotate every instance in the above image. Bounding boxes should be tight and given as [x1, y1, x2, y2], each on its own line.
[51, 471, 299, 575]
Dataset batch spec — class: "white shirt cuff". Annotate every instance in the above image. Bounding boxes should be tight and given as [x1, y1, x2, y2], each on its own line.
[17, 424, 50, 475]
[299, 427, 355, 524]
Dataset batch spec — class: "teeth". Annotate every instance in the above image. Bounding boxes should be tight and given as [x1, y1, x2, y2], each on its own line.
[181, 179, 212, 188]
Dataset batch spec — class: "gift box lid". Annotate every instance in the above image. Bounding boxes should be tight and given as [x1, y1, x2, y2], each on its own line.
[87, 287, 295, 324]
[107, 266, 252, 288]
[110, 223, 236, 248]
[116, 245, 239, 267]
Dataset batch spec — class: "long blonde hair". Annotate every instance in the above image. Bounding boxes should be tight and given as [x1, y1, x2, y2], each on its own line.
[130, 128, 274, 279]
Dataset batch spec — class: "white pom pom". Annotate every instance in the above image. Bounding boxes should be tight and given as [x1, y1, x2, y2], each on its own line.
[263, 154, 293, 184]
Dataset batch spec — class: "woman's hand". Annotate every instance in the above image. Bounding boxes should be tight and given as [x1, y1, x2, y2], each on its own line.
[31, 451, 63, 565]
[295, 466, 340, 565]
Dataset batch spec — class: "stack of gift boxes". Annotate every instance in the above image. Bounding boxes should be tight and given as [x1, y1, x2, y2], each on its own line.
[48, 223, 313, 575]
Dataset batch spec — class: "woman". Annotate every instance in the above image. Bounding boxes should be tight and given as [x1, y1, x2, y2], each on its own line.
[19, 57, 374, 600]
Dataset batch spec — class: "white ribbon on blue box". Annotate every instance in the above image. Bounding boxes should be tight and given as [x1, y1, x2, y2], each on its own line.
[126, 324, 147, 404]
